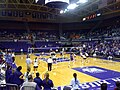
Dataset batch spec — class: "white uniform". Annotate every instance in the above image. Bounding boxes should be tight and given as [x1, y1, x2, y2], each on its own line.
[52, 55, 56, 60]
[85, 52, 89, 57]
[82, 55, 87, 59]
[26, 58, 32, 69]
[93, 53, 96, 57]
[50, 51, 56, 60]
[34, 59, 38, 67]
[26, 58, 32, 65]
[80, 52, 83, 56]
[50, 51, 56, 56]
[70, 78, 80, 90]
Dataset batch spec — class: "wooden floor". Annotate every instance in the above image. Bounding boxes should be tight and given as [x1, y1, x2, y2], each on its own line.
[15, 54, 120, 87]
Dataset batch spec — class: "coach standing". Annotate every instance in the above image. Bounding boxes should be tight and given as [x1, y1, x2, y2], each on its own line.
[47, 57, 53, 71]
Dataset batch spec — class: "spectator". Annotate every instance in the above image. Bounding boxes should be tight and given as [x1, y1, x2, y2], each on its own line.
[8, 69, 15, 84]
[20, 75, 40, 90]
[12, 66, 24, 86]
[33, 57, 39, 74]
[42, 73, 54, 90]
[70, 73, 80, 90]
[63, 86, 71, 90]
[11, 52, 15, 62]
[114, 81, 120, 90]
[5, 65, 12, 83]
[34, 72, 43, 89]
[101, 83, 107, 90]
[24, 67, 31, 82]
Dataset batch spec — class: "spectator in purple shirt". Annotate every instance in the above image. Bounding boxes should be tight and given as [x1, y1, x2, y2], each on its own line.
[34, 72, 43, 89]
[8, 69, 15, 84]
[5, 65, 12, 83]
[12, 66, 24, 86]
[101, 83, 107, 90]
[42, 73, 54, 90]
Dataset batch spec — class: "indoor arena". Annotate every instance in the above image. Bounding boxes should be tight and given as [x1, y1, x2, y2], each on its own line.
[0, 0, 120, 90]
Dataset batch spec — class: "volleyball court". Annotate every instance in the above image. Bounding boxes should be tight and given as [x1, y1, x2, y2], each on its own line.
[28, 46, 90, 69]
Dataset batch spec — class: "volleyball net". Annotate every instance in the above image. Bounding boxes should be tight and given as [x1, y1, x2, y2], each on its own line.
[28, 47, 80, 55]
[28, 47, 80, 64]
[27, 47, 89, 68]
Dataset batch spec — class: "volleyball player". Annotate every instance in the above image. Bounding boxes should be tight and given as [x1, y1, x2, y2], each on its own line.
[50, 50, 57, 63]
[85, 52, 89, 57]
[70, 53, 74, 61]
[68, 53, 75, 68]
[26, 55, 32, 70]
[79, 49, 85, 64]
[73, 53, 76, 61]
[107, 51, 113, 61]
[82, 53, 87, 60]
[33, 57, 39, 73]
[60, 48, 64, 59]
[50, 50, 56, 58]
[52, 55, 57, 63]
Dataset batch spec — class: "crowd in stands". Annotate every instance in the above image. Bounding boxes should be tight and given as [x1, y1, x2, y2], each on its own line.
[77, 40, 120, 59]
[0, 30, 28, 40]
[0, 30, 59, 41]
[0, 29, 119, 59]
[0, 25, 120, 41]
[86, 26, 120, 39]
[62, 39, 120, 59]
[33, 31, 59, 41]
[62, 18, 120, 40]
[62, 26, 120, 40]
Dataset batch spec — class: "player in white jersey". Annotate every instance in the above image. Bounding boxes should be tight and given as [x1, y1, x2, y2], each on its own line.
[60, 48, 65, 58]
[52, 55, 57, 63]
[73, 53, 76, 61]
[85, 52, 89, 57]
[50, 50, 56, 61]
[82, 54, 87, 59]
[50, 50, 56, 57]
[26, 55, 32, 70]
[33, 57, 39, 73]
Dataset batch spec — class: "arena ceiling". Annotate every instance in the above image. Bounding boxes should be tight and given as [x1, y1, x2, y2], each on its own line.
[0, 0, 120, 23]
[58, 0, 120, 22]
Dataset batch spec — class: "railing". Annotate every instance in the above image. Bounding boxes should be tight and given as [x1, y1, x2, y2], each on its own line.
[0, 84, 19, 90]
